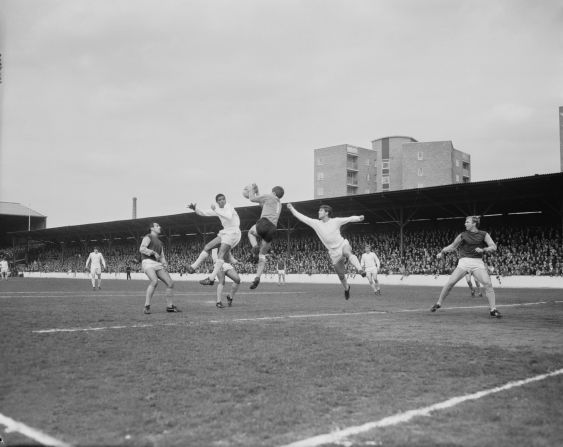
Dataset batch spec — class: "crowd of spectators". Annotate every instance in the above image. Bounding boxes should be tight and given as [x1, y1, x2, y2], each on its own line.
[6, 220, 562, 277]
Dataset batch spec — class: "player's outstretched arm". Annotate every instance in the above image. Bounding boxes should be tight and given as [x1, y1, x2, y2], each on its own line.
[437, 234, 463, 258]
[287, 203, 316, 227]
[189, 202, 217, 217]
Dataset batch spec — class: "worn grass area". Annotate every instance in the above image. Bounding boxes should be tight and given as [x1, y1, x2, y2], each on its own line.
[1, 277, 562, 446]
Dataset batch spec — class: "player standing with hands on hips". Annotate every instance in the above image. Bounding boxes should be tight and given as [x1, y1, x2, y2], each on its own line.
[430, 215, 501, 318]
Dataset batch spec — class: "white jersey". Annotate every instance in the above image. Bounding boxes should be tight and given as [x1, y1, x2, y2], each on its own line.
[197, 203, 241, 234]
[361, 252, 380, 270]
[0, 260, 8, 272]
[289, 208, 362, 250]
[86, 252, 106, 270]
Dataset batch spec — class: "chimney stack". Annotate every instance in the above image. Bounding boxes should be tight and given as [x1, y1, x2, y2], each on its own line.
[132, 197, 137, 219]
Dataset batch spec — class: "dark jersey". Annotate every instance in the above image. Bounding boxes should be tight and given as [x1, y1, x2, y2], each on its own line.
[458, 230, 488, 259]
[141, 233, 163, 261]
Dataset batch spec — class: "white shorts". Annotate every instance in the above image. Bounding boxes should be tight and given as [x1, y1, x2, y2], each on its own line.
[90, 267, 102, 275]
[219, 229, 241, 248]
[457, 257, 487, 273]
[278, 269, 285, 275]
[365, 267, 378, 276]
[142, 259, 164, 273]
[328, 239, 350, 265]
[222, 262, 234, 272]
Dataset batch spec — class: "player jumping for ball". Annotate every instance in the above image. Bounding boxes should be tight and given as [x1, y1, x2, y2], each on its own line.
[188, 193, 242, 286]
[286, 203, 366, 300]
[246, 184, 284, 289]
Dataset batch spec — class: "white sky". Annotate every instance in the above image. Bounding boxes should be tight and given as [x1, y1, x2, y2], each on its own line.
[1, 0, 562, 228]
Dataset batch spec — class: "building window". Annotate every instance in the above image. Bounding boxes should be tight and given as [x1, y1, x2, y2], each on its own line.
[456, 174, 460, 182]
[382, 161, 390, 169]
[347, 171, 358, 185]
[317, 157, 323, 166]
[455, 159, 460, 167]
[382, 184, 389, 190]
[418, 168, 423, 176]
[347, 154, 358, 170]
[317, 172, 324, 181]
[462, 161, 470, 170]
[317, 187, 324, 196]
[417, 151, 423, 160]
[382, 176, 389, 184]
[347, 186, 358, 195]
[365, 159, 370, 166]
[366, 174, 370, 181]
[382, 168, 389, 175]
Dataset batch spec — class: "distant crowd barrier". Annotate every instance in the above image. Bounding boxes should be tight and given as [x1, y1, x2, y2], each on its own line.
[21, 271, 563, 288]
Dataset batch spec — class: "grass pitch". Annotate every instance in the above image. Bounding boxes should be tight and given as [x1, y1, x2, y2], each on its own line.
[1, 277, 562, 446]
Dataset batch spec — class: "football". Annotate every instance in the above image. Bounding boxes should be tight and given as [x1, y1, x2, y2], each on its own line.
[242, 183, 258, 199]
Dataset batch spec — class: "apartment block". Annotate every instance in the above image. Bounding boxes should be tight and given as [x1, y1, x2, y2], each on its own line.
[314, 144, 378, 198]
[314, 136, 471, 198]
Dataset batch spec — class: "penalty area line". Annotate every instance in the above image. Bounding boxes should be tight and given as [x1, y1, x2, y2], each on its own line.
[280, 368, 563, 447]
[0, 413, 72, 447]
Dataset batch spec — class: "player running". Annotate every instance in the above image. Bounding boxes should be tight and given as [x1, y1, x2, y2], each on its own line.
[286, 203, 366, 300]
[361, 244, 381, 295]
[85, 247, 106, 290]
[140, 222, 181, 314]
[246, 184, 285, 290]
[430, 215, 501, 318]
[188, 194, 241, 286]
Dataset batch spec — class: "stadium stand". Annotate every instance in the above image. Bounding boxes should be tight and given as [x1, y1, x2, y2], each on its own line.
[2, 173, 563, 277]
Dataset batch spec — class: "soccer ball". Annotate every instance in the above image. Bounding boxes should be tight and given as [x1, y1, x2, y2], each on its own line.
[242, 183, 258, 199]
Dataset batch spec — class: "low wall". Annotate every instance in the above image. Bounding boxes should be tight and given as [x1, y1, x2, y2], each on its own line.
[21, 272, 563, 288]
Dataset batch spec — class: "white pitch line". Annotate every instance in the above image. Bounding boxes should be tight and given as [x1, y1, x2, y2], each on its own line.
[31, 300, 562, 334]
[34, 323, 155, 334]
[280, 368, 563, 447]
[0, 413, 72, 447]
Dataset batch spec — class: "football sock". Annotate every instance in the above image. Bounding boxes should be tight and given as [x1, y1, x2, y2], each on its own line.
[192, 251, 209, 269]
[230, 282, 240, 298]
[349, 254, 362, 272]
[208, 259, 224, 281]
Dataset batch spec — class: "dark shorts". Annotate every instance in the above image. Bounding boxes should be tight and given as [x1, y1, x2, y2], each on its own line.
[255, 217, 277, 243]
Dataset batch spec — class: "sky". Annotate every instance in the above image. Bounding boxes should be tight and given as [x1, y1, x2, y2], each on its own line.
[0, 0, 562, 228]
